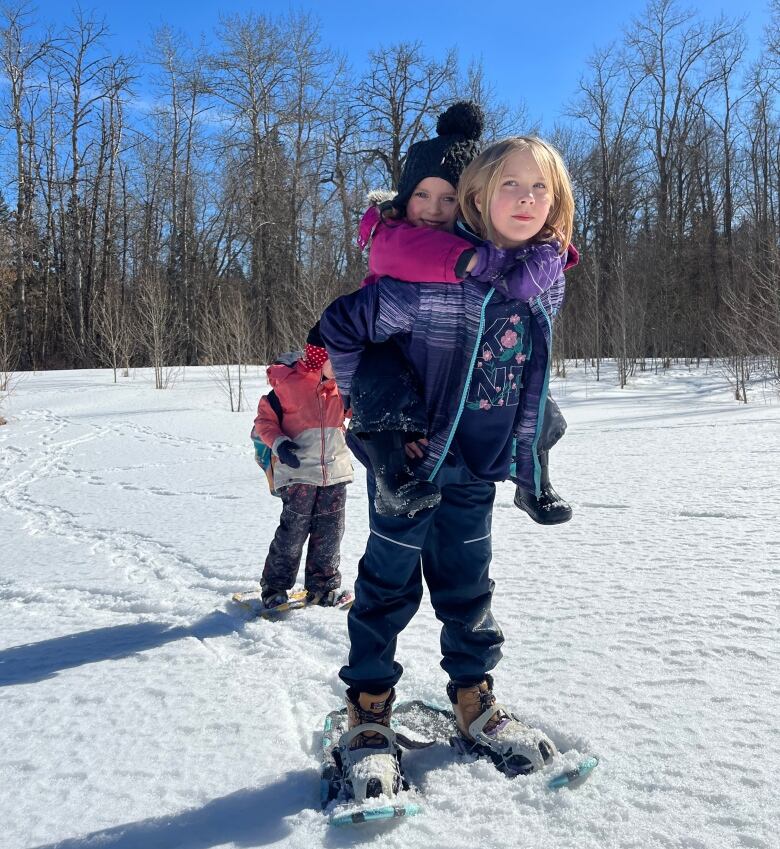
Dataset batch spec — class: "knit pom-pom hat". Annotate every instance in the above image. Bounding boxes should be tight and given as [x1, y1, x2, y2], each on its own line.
[300, 322, 329, 371]
[393, 101, 484, 211]
[301, 343, 328, 371]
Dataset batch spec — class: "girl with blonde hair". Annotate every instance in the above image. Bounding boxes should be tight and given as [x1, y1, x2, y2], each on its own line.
[354, 128, 577, 524]
[319, 135, 576, 801]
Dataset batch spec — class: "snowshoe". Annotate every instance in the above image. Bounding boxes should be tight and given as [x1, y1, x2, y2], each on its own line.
[448, 676, 557, 776]
[319, 698, 598, 827]
[391, 699, 599, 790]
[231, 588, 307, 618]
[262, 589, 289, 609]
[305, 588, 354, 609]
[320, 708, 420, 827]
[231, 587, 353, 618]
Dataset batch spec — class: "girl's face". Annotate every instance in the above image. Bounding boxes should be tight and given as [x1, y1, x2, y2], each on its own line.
[478, 149, 552, 248]
[405, 177, 459, 231]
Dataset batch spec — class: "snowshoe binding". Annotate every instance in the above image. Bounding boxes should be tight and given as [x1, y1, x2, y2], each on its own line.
[391, 698, 599, 790]
[320, 689, 421, 826]
[305, 588, 354, 609]
[447, 674, 557, 776]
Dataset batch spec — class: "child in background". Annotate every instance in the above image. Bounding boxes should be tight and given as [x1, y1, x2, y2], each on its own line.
[319, 135, 574, 800]
[351, 101, 575, 523]
[252, 324, 353, 609]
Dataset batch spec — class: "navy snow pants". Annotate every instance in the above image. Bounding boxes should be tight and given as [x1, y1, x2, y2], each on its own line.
[339, 460, 504, 693]
[261, 482, 346, 595]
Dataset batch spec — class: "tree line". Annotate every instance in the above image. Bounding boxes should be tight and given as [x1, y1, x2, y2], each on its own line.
[1, 0, 778, 402]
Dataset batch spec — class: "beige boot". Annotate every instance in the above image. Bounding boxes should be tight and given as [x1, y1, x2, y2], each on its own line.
[345, 688, 395, 747]
[339, 688, 403, 800]
[447, 674, 557, 776]
[449, 677, 503, 739]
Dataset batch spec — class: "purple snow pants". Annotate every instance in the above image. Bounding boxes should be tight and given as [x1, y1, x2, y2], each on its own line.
[261, 482, 347, 595]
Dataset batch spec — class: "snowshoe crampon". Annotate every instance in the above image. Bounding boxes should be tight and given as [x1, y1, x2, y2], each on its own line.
[320, 708, 420, 826]
[392, 700, 599, 789]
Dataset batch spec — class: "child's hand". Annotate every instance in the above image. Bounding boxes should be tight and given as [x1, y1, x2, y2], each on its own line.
[470, 243, 510, 282]
[497, 243, 564, 301]
[276, 440, 301, 468]
[404, 437, 429, 460]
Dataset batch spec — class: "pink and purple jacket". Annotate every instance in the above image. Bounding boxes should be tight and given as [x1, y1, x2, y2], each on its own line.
[254, 360, 353, 490]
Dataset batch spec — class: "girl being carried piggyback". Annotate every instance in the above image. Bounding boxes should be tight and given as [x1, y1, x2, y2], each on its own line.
[318, 133, 577, 802]
[349, 102, 577, 524]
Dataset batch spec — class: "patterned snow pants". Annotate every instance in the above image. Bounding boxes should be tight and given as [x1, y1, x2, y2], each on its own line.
[261, 482, 347, 595]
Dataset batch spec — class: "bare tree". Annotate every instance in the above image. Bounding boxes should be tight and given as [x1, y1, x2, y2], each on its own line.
[0, 264, 19, 392]
[150, 27, 211, 365]
[0, 2, 51, 368]
[210, 12, 291, 361]
[355, 41, 457, 189]
[458, 58, 529, 141]
[568, 44, 643, 375]
[134, 272, 180, 389]
[199, 285, 252, 411]
[53, 10, 130, 363]
[92, 279, 133, 382]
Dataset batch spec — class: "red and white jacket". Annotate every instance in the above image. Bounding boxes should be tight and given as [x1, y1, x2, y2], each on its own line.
[254, 359, 353, 490]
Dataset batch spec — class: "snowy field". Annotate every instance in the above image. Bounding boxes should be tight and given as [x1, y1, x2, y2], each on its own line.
[1, 362, 777, 849]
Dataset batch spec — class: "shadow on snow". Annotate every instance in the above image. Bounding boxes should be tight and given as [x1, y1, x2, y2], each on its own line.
[0, 610, 239, 686]
[29, 769, 315, 849]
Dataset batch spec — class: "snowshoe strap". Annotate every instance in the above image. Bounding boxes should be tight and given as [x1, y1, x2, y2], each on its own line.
[467, 702, 512, 741]
[395, 732, 435, 750]
[339, 723, 397, 751]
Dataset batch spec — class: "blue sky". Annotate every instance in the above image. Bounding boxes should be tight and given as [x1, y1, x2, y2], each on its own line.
[26, 0, 773, 127]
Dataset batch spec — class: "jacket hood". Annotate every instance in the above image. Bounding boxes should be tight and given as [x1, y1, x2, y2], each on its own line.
[266, 358, 307, 388]
[366, 188, 395, 207]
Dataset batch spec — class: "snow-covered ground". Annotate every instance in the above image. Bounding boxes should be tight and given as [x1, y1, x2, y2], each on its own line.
[1, 362, 777, 849]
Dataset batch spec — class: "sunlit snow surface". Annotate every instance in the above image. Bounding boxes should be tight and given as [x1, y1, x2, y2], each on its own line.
[1, 363, 777, 849]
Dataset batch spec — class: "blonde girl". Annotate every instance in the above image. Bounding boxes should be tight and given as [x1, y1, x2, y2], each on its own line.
[458, 135, 575, 253]
[318, 134, 575, 803]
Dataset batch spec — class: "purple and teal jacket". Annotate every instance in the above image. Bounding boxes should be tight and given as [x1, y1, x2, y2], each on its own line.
[319, 262, 565, 495]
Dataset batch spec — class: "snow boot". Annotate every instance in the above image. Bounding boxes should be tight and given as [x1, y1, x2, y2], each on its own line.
[360, 431, 441, 517]
[447, 674, 557, 777]
[306, 588, 350, 607]
[514, 450, 572, 525]
[337, 688, 405, 801]
[260, 587, 288, 609]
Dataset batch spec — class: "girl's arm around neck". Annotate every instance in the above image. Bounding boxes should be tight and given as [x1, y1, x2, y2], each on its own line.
[368, 213, 475, 284]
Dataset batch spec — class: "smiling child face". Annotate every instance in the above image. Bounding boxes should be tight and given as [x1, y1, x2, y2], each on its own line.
[405, 177, 459, 231]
